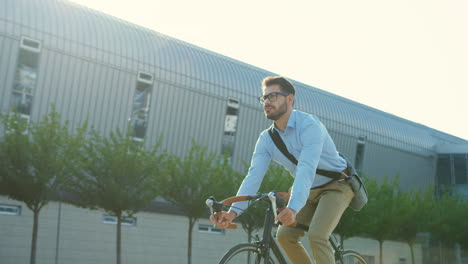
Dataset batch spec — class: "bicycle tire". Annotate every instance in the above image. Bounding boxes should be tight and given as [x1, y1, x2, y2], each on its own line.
[219, 243, 276, 264]
[337, 250, 368, 264]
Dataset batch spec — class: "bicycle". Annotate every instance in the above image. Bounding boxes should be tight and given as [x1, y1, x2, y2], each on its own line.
[206, 191, 368, 264]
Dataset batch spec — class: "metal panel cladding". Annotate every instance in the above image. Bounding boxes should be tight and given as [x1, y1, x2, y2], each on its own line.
[1, 0, 467, 158]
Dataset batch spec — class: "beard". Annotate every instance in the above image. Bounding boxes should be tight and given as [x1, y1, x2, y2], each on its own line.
[265, 101, 288, 120]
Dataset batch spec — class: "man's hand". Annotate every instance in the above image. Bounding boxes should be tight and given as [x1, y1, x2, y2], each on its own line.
[210, 210, 237, 229]
[275, 207, 297, 226]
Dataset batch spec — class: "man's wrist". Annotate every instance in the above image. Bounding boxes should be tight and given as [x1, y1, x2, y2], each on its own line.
[287, 205, 299, 213]
[227, 210, 238, 219]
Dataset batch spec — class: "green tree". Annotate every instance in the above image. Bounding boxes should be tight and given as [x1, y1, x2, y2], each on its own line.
[430, 191, 467, 250]
[65, 129, 164, 264]
[457, 199, 468, 249]
[334, 175, 372, 247]
[160, 141, 242, 264]
[393, 186, 437, 264]
[237, 165, 293, 242]
[360, 175, 402, 264]
[0, 109, 80, 264]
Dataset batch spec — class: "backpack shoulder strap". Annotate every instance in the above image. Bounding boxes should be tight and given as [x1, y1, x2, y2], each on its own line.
[267, 124, 342, 179]
[268, 124, 298, 165]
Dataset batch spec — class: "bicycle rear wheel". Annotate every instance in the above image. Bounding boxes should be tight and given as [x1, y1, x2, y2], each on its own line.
[337, 250, 368, 264]
[219, 243, 276, 264]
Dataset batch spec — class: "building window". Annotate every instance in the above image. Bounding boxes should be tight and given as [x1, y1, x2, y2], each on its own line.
[0, 204, 21, 216]
[221, 98, 239, 158]
[198, 224, 225, 235]
[102, 214, 137, 226]
[437, 154, 452, 186]
[454, 154, 467, 184]
[10, 37, 41, 117]
[129, 72, 153, 142]
[354, 136, 366, 172]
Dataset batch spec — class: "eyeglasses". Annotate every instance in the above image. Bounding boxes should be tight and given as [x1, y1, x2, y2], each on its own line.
[257, 92, 290, 104]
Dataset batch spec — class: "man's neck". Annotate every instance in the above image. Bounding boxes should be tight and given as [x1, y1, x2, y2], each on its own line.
[274, 110, 292, 132]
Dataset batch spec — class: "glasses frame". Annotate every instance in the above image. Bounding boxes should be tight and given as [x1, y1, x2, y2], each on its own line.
[258, 92, 290, 104]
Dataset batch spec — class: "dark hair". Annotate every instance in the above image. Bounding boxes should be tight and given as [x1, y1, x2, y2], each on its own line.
[262, 76, 295, 95]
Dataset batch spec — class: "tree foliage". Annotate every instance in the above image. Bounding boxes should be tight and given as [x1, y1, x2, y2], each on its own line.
[0, 108, 80, 264]
[334, 175, 371, 246]
[392, 186, 437, 264]
[359, 175, 402, 264]
[430, 191, 467, 245]
[160, 141, 242, 264]
[65, 129, 164, 264]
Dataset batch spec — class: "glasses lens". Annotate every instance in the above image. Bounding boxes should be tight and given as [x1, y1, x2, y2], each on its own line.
[258, 95, 265, 104]
[268, 93, 277, 102]
[259, 93, 281, 104]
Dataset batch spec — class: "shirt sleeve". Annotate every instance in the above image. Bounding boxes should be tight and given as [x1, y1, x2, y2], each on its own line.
[231, 132, 271, 215]
[287, 118, 326, 212]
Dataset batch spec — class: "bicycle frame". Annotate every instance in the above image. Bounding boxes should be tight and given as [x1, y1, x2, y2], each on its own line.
[257, 206, 345, 264]
[207, 192, 356, 264]
[254, 205, 288, 264]
[330, 237, 344, 263]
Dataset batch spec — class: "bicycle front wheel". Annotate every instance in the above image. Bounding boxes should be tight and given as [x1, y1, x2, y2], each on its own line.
[337, 250, 368, 264]
[219, 243, 276, 264]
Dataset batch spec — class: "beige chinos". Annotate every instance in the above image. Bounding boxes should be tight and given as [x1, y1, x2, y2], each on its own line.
[276, 180, 354, 264]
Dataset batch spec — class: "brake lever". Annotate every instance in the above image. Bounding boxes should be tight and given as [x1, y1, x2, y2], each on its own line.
[205, 198, 215, 220]
[268, 192, 279, 224]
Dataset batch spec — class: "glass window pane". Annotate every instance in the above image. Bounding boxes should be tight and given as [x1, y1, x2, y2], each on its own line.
[129, 80, 152, 140]
[130, 117, 147, 139]
[224, 115, 238, 133]
[18, 49, 39, 68]
[0, 204, 21, 215]
[221, 99, 239, 158]
[133, 83, 151, 113]
[14, 64, 36, 94]
[11, 91, 33, 115]
[454, 154, 467, 184]
[437, 155, 451, 185]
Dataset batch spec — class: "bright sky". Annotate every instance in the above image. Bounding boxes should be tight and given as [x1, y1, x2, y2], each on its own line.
[70, 0, 468, 141]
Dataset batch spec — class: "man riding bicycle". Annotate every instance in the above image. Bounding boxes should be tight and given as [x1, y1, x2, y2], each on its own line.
[211, 76, 354, 264]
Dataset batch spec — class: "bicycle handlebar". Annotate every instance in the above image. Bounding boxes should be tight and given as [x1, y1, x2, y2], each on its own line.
[206, 192, 291, 230]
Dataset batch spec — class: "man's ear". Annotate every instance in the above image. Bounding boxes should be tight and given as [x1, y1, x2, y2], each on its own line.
[289, 94, 295, 106]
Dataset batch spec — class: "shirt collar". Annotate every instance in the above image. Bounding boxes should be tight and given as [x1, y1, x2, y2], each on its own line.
[286, 110, 297, 129]
[273, 110, 297, 132]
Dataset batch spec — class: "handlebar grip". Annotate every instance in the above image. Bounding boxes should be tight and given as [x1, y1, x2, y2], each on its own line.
[226, 223, 237, 229]
[221, 195, 249, 205]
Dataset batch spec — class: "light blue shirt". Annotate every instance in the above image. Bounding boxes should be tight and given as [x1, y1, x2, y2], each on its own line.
[232, 110, 347, 215]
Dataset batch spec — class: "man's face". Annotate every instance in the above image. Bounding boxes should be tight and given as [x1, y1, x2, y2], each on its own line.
[262, 84, 289, 121]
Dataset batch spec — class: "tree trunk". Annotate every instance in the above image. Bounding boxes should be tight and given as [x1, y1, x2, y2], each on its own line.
[455, 243, 462, 264]
[54, 201, 62, 264]
[187, 217, 195, 264]
[409, 241, 415, 264]
[30, 207, 40, 264]
[116, 212, 122, 264]
[379, 240, 383, 264]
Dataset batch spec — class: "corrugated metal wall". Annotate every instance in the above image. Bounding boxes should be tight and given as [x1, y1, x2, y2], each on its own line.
[0, 0, 465, 186]
[0, 32, 442, 188]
